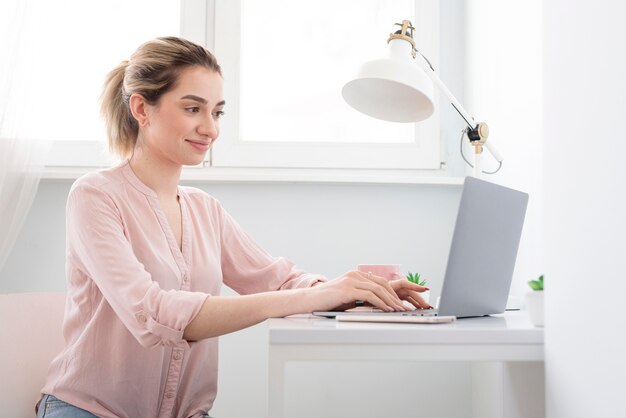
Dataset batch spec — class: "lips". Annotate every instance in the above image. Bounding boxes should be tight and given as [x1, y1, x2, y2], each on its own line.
[185, 139, 211, 151]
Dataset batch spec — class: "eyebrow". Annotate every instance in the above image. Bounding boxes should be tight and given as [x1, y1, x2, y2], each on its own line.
[180, 94, 226, 107]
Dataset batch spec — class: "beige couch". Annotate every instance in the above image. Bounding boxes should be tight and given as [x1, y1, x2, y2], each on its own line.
[0, 293, 66, 418]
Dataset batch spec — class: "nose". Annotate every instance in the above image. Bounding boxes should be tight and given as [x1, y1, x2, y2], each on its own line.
[197, 115, 219, 139]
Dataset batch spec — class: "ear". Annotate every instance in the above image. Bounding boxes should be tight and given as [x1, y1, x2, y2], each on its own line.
[128, 93, 151, 127]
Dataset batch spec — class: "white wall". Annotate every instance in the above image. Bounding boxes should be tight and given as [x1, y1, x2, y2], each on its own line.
[543, 1, 626, 417]
[0, 2, 556, 417]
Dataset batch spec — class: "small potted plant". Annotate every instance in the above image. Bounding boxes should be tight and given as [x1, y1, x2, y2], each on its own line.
[525, 275, 544, 327]
[406, 272, 430, 304]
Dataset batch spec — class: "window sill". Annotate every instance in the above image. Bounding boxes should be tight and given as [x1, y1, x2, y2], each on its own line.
[40, 166, 465, 186]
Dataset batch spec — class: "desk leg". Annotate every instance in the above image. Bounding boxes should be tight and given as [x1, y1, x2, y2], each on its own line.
[268, 346, 286, 418]
[502, 362, 545, 418]
[472, 362, 544, 418]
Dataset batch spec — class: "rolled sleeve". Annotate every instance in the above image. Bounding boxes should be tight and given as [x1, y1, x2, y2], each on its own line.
[137, 286, 209, 347]
[135, 284, 209, 348]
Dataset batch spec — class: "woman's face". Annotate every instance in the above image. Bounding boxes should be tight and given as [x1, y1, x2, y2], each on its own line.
[138, 66, 225, 167]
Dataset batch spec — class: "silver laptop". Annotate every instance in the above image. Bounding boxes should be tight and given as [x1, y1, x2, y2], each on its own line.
[313, 176, 529, 319]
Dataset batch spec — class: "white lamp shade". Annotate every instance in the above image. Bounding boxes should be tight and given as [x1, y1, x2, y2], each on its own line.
[342, 39, 435, 123]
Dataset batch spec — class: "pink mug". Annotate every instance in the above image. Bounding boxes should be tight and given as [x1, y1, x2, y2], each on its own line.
[357, 264, 403, 281]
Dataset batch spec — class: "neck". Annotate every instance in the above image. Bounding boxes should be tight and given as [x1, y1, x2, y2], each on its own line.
[128, 145, 182, 200]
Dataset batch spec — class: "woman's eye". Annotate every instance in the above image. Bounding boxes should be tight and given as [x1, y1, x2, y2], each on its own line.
[186, 107, 200, 113]
[213, 110, 225, 118]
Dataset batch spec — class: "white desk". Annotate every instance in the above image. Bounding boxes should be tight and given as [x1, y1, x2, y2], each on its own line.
[268, 312, 544, 418]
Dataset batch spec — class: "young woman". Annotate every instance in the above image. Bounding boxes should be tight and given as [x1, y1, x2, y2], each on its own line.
[37, 37, 429, 418]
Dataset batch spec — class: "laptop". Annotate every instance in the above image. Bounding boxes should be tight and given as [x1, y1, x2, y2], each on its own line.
[313, 176, 529, 320]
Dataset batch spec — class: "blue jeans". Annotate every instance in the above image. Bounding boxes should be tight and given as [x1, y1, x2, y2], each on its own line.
[36, 394, 214, 417]
[36, 395, 97, 418]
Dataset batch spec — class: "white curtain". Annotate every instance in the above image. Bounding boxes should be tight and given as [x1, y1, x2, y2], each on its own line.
[0, 0, 50, 272]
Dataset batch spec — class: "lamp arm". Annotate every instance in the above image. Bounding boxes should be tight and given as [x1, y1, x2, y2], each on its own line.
[418, 60, 476, 129]
[484, 139, 503, 163]
[418, 57, 503, 164]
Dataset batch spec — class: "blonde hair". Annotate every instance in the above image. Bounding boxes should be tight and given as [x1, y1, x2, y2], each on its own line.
[100, 37, 222, 159]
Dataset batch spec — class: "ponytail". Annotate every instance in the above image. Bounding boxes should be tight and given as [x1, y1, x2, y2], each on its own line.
[100, 60, 137, 159]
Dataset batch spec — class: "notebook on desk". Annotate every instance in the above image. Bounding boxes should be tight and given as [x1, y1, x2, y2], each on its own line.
[313, 176, 529, 320]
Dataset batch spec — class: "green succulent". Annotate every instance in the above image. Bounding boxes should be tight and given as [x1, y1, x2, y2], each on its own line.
[528, 274, 544, 291]
[406, 271, 427, 286]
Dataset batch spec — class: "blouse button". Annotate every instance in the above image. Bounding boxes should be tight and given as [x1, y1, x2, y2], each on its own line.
[165, 392, 175, 399]
[173, 352, 183, 360]
[137, 314, 147, 323]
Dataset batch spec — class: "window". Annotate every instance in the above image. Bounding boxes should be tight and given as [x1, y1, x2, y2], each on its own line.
[40, 0, 183, 167]
[211, 0, 442, 170]
[41, 0, 443, 174]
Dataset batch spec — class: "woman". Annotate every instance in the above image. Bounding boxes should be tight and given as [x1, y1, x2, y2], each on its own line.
[37, 36, 429, 418]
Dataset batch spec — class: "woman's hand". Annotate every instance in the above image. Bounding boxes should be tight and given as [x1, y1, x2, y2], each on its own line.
[185, 272, 421, 341]
[305, 270, 407, 312]
[389, 279, 432, 309]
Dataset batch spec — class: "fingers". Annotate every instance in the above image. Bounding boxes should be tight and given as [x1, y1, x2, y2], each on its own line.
[353, 280, 407, 312]
[355, 271, 402, 303]
[390, 278, 428, 293]
[332, 270, 409, 312]
[403, 290, 432, 309]
[352, 289, 394, 312]
[388, 280, 432, 309]
[406, 294, 432, 310]
[354, 271, 404, 307]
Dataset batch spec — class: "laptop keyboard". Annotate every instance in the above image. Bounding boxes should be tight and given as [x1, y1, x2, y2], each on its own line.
[401, 309, 438, 316]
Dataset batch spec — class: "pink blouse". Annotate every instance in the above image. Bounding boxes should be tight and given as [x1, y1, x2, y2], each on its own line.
[40, 161, 325, 418]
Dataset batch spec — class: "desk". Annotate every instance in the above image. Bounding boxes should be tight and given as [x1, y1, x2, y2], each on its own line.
[268, 312, 544, 418]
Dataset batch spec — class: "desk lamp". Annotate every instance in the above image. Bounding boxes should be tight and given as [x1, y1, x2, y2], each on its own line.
[342, 20, 502, 177]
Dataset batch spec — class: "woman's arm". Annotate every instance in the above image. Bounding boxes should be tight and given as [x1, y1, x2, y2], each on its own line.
[183, 270, 407, 341]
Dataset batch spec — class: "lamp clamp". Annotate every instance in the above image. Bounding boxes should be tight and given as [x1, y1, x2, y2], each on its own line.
[465, 122, 490, 154]
[388, 20, 417, 59]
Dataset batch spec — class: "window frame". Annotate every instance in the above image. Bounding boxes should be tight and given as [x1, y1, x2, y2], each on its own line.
[45, 0, 448, 179]
[209, 0, 444, 170]
[44, 0, 209, 169]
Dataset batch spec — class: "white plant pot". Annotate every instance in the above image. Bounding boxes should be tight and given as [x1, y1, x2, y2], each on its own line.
[525, 291, 544, 327]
